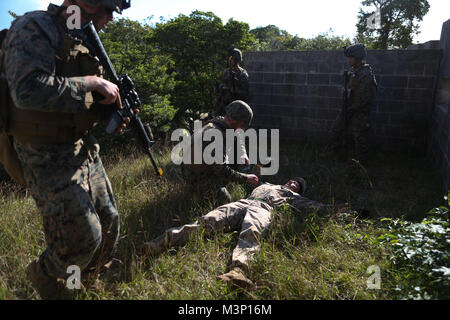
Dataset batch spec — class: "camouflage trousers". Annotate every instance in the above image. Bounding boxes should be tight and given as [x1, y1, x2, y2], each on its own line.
[330, 110, 371, 158]
[159, 199, 272, 269]
[14, 135, 119, 280]
[182, 167, 232, 205]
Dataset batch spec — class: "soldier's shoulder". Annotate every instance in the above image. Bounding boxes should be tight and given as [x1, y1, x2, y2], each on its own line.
[7, 10, 60, 48]
[208, 117, 228, 131]
[355, 64, 375, 80]
[361, 64, 375, 75]
[240, 67, 249, 78]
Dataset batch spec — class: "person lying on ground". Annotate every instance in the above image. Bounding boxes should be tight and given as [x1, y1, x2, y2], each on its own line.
[142, 177, 343, 289]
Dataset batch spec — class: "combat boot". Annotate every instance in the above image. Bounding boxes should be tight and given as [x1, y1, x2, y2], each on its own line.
[142, 233, 169, 258]
[217, 267, 255, 290]
[26, 259, 71, 300]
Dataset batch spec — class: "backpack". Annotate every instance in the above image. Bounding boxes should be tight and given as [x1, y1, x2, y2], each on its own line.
[0, 28, 27, 187]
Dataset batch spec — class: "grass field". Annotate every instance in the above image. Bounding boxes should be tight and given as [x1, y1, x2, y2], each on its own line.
[0, 140, 444, 300]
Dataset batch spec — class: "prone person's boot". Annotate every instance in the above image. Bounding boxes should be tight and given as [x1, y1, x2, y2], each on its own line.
[26, 259, 72, 300]
[218, 267, 255, 290]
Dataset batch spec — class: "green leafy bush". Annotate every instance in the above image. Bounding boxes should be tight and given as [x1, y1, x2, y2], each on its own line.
[378, 200, 450, 299]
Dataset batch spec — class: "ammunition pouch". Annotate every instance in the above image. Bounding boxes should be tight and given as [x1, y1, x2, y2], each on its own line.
[0, 76, 27, 187]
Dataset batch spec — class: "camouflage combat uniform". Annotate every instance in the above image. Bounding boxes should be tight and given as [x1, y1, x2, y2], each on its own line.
[216, 66, 250, 116]
[182, 117, 250, 204]
[2, 4, 119, 282]
[330, 63, 377, 159]
[146, 183, 328, 269]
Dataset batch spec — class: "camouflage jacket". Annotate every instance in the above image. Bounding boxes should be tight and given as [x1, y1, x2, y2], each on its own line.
[183, 117, 248, 184]
[348, 63, 377, 114]
[2, 4, 88, 114]
[249, 183, 326, 211]
[220, 66, 250, 103]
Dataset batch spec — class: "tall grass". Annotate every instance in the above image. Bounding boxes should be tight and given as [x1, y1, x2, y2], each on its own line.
[0, 141, 443, 300]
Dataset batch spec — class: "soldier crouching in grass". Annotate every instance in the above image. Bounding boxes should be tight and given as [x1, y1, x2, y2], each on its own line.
[181, 100, 260, 206]
[2, 0, 131, 299]
[142, 177, 340, 290]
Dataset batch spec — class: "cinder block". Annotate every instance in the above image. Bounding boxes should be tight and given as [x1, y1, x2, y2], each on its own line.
[329, 97, 344, 110]
[307, 86, 320, 96]
[377, 100, 406, 113]
[251, 94, 272, 106]
[408, 89, 433, 101]
[307, 74, 330, 85]
[275, 62, 297, 73]
[295, 85, 308, 96]
[263, 73, 285, 84]
[316, 108, 338, 121]
[249, 62, 274, 73]
[285, 73, 307, 84]
[330, 74, 346, 85]
[271, 95, 295, 106]
[250, 72, 264, 83]
[318, 85, 341, 98]
[408, 76, 435, 89]
[273, 84, 296, 96]
[379, 76, 409, 88]
[424, 63, 441, 76]
[441, 20, 450, 78]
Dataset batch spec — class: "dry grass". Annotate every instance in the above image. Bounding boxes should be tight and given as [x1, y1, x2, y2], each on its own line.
[0, 140, 443, 300]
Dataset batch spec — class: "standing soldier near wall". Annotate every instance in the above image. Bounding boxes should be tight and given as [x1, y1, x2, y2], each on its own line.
[216, 48, 250, 116]
[328, 44, 378, 162]
[1, 0, 131, 299]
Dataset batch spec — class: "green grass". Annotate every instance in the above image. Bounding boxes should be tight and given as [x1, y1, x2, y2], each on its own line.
[0, 141, 444, 300]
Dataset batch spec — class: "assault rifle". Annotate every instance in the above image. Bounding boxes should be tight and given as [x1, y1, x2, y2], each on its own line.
[229, 68, 238, 98]
[72, 22, 163, 177]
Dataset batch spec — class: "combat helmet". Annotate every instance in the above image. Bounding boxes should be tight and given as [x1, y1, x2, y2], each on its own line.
[226, 100, 253, 127]
[80, 0, 131, 13]
[293, 177, 307, 196]
[228, 47, 243, 63]
[344, 44, 367, 60]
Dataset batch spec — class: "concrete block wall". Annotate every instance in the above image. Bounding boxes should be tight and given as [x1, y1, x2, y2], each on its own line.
[429, 20, 450, 194]
[429, 95, 449, 193]
[245, 49, 442, 148]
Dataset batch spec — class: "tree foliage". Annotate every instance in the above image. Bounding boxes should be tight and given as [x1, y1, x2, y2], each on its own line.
[250, 26, 351, 51]
[101, 19, 177, 133]
[152, 11, 254, 125]
[93, 10, 376, 135]
[8, 11, 18, 19]
[356, 0, 430, 49]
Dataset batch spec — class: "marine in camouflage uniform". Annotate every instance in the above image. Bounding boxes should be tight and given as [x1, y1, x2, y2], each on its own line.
[1, 0, 130, 299]
[143, 178, 334, 288]
[216, 48, 250, 116]
[182, 101, 259, 205]
[329, 44, 378, 161]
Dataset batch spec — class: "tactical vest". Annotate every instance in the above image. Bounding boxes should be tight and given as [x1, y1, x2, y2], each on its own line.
[7, 33, 103, 144]
[0, 28, 26, 186]
[0, 10, 103, 187]
[348, 64, 377, 110]
[183, 118, 229, 174]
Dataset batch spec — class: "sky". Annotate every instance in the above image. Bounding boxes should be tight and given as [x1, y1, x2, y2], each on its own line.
[0, 0, 448, 43]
